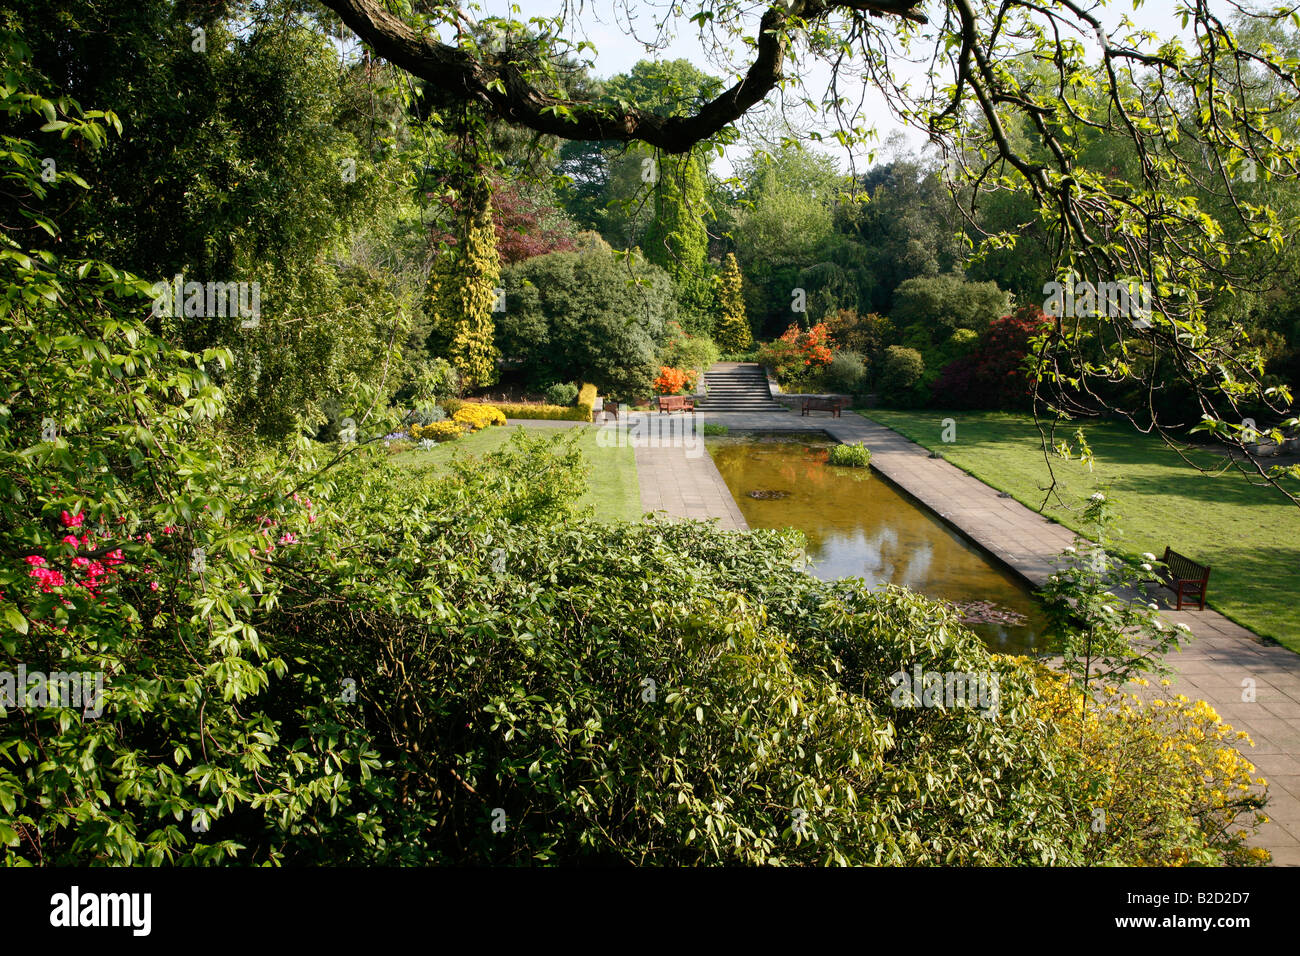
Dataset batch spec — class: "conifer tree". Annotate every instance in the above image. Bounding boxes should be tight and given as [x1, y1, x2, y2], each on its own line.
[715, 252, 751, 352]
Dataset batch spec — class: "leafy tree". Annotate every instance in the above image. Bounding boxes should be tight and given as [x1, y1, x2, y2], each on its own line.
[891, 274, 1010, 342]
[714, 253, 751, 352]
[496, 241, 675, 399]
[931, 306, 1051, 410]
[642, 153, 709, 286]
[836, 158, 963, 313]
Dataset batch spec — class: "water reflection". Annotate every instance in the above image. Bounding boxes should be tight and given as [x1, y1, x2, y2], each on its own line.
[709, 435, 1053, 653]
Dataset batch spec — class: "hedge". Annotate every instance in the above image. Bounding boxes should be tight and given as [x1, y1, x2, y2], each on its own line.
[494, 403, 590, 422]
[493, 385, 597, 423]
[577, 383, 597, 422]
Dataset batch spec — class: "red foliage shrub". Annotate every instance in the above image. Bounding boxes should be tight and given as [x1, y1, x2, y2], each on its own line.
[931, 305, 1050, 409]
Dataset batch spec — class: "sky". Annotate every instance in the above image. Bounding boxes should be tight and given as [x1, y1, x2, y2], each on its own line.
[464, 0, 1212, 176]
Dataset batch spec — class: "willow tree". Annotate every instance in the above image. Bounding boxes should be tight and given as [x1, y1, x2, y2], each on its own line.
[322, 0, 1300, 498]
[715, 253, 752, 352]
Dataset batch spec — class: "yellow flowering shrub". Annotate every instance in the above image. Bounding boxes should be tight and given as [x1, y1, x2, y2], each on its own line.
[1030, 667, 1270, 866]
[410, 421, 465, 442]
[453, 403, 507, 431]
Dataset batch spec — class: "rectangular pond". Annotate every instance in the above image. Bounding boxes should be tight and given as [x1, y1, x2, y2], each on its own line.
[707, 433, 1053, 653]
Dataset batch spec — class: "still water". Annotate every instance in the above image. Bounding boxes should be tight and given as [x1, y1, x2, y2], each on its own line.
[708, 435, 1053, 653]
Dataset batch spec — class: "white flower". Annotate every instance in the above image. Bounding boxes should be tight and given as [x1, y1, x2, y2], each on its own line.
[1153, 621, 1164, 630]
[1090, 492, 1106, 501]
[1142, 552, 1157, 562]
[1149, 602, 1159, 610]
[1141, 563, 1153, 572]
[1064, 546, 1077, 554]
[1176, 622, 1193, 633]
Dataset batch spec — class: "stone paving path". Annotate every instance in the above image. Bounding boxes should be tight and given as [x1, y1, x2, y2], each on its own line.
[510, 411, 1300, 863]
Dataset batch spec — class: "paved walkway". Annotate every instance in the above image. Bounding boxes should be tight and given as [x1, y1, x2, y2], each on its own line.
[512, 411, 1300, 863]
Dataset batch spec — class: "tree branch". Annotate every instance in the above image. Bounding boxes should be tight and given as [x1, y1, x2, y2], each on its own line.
[318, 0, 925, 153]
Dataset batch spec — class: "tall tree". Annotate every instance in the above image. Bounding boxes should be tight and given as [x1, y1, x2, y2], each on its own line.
[715, 253, 752, 352]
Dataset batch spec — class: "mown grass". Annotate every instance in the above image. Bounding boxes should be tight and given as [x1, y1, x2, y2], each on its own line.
[860, 409, 1300, 652]
[389, 424, 642, 523]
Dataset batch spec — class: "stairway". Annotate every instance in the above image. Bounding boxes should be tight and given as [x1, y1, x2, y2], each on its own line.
[697, 362, 787, 413]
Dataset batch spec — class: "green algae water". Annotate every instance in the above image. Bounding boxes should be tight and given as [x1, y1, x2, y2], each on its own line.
[708, 434, 1053, 653]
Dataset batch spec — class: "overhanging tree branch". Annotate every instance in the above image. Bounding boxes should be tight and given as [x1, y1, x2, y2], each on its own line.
[318, 0, 926, 153]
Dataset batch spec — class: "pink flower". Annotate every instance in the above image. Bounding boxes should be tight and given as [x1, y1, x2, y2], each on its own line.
[24, 555, 46, 567]
[149, 581, 159, 591]
[278, 533, 297, 546]
[61, 510, 84, 528]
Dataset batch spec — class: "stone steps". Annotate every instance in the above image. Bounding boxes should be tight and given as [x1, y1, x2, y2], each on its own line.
[698, 362, 785, 412]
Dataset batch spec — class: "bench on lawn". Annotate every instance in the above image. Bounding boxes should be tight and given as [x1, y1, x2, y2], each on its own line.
[657, 395, 694, 413]
[801, 396, 848, 418]
[1158, 546, 1211, 611]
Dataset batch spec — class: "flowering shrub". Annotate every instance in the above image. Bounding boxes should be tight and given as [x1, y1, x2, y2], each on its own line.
[411, 421, 465, 442]
[453, 404, 507, 431]
[1030, 668, 1269, 865]
[756, 323, 834, 383]
[23, 510, 128, 598]
[652, 366, 697, 395]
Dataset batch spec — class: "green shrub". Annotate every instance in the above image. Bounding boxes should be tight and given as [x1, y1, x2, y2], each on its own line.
[876, 345, 926, 400]
[702, 423, 729, 436]
[824, 350, 867, 395]
[828, 442, 871, 467]
[406, 404, 447, 426]
[660, 322, 720, 376]
[441, 396, 465, 417]
[544, 381, 579, 406]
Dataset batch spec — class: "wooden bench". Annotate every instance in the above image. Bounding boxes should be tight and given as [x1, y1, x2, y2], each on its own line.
[801, 396, 848, 417]
[1158, 546, 1211, 610]
[657, 395, 694, 413]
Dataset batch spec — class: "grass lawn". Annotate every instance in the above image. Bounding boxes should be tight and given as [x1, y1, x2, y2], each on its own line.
[860, 409, 1300, 652]
[388, 424, 642, 523]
